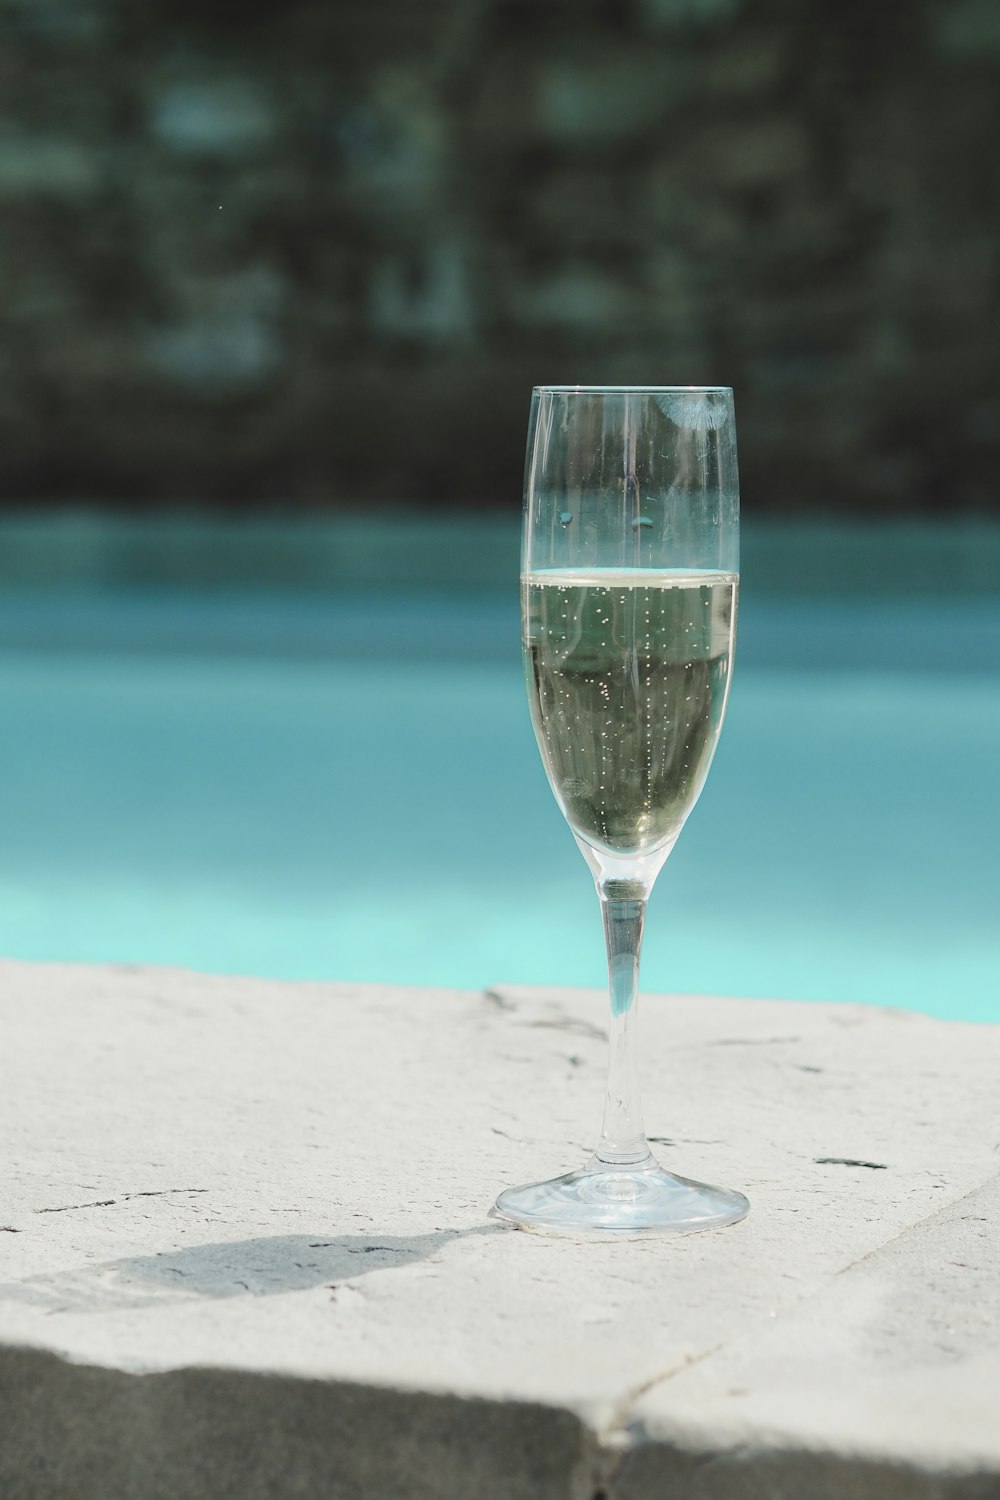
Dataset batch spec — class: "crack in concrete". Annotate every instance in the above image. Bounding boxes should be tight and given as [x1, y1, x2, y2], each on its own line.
[483, 988, 516, 1011]
[35, 1199, 118, 1213]
[815, 1157, 888, 1169]
[599, 1342, 725, 1446]
[525, 1016, 607, 1042]
[576, 1343, 730, 1498]
[35, 1189, 208, 1214]
[709, 1035, 802, 1047]
[648, 1136, 722, 1148]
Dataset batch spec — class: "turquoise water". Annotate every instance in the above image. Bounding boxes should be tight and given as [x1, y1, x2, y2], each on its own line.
[1, 579, 997, 1023]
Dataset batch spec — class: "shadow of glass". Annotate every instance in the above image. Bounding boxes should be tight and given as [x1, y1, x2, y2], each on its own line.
[0, 1226, 500, 1312]
[116, 1228, 490, 1297]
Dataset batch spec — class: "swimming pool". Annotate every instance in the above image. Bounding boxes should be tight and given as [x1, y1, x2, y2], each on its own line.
[1, 553, 997, 1024]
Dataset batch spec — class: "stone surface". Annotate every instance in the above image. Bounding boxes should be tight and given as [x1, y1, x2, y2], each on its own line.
[1, 960, 999, 1498]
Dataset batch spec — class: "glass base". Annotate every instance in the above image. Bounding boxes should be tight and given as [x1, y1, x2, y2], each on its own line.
[493, 1154, 749, 1235]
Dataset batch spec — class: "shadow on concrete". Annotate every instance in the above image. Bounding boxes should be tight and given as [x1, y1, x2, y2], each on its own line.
[0, 1226, 501, 1312]
[116, 1228, 497, 1297]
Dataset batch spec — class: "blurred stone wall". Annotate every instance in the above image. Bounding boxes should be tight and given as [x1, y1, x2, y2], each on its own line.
[0, 0, 997, 511]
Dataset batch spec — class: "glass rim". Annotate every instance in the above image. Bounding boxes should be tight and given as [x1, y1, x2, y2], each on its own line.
[532, 384, 733, 395]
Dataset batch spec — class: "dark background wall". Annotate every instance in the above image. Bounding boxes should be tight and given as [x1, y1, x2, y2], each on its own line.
[1, 0, 998, 513]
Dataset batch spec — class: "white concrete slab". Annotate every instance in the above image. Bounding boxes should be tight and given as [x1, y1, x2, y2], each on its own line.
[1, 960, 998, 1498]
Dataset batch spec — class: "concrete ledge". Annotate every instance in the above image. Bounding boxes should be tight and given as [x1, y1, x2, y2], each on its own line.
[2, 961, 999, 1497]
[0, 1348, 589, 1500]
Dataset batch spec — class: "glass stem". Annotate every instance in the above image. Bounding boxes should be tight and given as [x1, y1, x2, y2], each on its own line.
[596, 881, 652, 1166]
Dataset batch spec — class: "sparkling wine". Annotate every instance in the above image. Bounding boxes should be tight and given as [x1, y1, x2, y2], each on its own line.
[522, 569, 738, 856]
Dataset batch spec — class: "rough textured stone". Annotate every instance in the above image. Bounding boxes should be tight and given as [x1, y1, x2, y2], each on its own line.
[0, 0, 996, 508]
[1, 960, 999, 1497]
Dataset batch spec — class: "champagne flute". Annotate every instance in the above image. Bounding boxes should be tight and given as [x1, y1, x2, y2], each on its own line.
[495, 385, 748, 1234]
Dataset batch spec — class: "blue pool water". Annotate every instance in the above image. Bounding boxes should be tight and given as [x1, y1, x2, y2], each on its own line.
[1, 582, 998, 1023]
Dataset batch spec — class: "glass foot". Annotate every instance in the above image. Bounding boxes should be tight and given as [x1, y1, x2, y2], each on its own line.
[494, 1155, 749, 1235]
